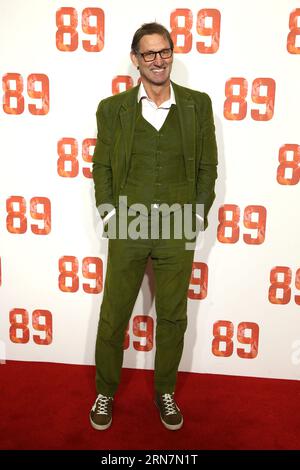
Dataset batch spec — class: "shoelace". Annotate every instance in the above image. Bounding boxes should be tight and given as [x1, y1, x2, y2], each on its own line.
[93, 394, 112, 415]
[161, 393, 178, 416]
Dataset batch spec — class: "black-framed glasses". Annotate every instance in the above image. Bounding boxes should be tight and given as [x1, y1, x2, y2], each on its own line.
[137, 48, 173, 62]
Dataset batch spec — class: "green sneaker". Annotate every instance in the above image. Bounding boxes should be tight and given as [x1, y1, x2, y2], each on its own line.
[90, 394, 113, 430]
[155, 392, 183, 431]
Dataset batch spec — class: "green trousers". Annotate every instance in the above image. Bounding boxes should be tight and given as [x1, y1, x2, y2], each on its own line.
[95, 211, 195, 396]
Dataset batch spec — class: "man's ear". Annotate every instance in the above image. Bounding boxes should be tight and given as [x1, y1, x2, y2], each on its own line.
[130, 51, 139, 68]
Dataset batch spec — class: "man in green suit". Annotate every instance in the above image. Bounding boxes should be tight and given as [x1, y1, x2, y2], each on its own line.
[90, 22, 218, 431]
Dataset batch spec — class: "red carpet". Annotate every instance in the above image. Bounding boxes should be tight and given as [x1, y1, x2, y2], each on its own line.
[1, 361, 300, 450]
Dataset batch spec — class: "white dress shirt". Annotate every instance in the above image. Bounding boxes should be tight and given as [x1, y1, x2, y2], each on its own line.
[138, 81, 176, 131]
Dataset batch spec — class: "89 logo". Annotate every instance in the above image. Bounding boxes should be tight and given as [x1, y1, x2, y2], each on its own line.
[188, 262, 208, 300]
[212, 321, 259, 359]
[57, 138, 95, 178]
[56, 7, 105, 52]
[170, 8, 221, 54]
[224, 78, 276, 121]
[287, 9, 300, 54]
[124, 316, 154, 351]
[58, 256, 103, 294]
[268, 266, 300, 305]
[5, 196, 51, 235]
[2, 73, 49, 115]
[9, 309, 52, 345]
[217, 204, 267, 245]
[276, 144, 300, 185]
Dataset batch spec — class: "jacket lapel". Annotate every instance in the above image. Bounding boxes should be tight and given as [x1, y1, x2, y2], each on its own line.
[119, 85, 139, 181]
[172, 81, 196, 185]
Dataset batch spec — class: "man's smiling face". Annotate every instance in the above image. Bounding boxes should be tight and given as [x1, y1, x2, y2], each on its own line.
[130, 33, 173, 87]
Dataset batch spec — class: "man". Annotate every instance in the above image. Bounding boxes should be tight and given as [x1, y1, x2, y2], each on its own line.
[90, 22, 218, 431]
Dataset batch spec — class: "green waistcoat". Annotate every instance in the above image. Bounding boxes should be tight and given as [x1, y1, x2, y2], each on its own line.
[123, 102, 190, 212]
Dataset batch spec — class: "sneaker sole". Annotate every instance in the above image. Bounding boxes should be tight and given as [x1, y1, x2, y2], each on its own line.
[160, 415, 183, 431]
[89, 415, 112, 431]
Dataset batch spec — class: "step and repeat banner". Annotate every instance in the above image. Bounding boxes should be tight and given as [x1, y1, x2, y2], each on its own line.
[0, 0, 299, 381]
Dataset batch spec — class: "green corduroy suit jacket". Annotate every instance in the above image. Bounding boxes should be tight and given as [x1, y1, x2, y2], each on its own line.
[92, 80, 218, 230]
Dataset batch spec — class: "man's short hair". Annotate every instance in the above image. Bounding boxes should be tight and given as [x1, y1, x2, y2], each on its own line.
[131, 22, 174, 53]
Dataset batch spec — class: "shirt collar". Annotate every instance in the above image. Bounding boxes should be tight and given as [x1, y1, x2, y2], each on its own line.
[137, 82, 176, 108]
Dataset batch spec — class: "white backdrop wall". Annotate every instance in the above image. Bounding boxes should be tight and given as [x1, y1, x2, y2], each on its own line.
[0, 0, 299, 380]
